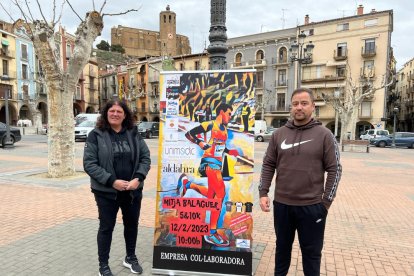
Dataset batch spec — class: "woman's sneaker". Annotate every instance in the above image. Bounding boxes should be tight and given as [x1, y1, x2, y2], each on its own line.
[123, 255, 143, 274]
[99, 263, 113, 276]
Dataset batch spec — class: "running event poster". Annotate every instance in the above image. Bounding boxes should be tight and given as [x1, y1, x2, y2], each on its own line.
[152, 70, 256, 275]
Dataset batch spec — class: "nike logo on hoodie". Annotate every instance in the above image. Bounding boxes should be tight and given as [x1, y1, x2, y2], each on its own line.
[281, 139, 313, 150]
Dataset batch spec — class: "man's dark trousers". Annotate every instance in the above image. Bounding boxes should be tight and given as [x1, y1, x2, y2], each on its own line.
[273, 201, 328, 276]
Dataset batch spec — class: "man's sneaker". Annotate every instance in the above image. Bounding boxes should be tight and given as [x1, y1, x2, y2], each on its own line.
[204, 232, 230, 247]
[99, 264, 113, 276]
[123, 255, 143, 274]
[177, 173, 189, 197]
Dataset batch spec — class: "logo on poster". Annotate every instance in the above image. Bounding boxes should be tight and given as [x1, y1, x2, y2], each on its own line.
[166, 75, 180, 87]
[163, 143, 197, 158]
[166, 100, 179, 116]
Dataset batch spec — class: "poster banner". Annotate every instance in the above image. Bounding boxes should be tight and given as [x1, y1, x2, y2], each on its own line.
[153, 70, 256, 275]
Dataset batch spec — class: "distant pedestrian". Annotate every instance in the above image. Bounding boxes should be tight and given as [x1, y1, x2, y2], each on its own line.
[83, 100, 151, 276]
[241, 102, 251, 133]
[259, 88, 342, 276]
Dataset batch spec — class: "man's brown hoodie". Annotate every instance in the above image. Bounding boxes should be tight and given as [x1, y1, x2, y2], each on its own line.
[259, 118, 342, 209]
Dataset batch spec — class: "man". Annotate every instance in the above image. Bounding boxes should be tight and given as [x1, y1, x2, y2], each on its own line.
[178, 103, 241, 247]
[241, 102, 251, 133]
[259, 88, 342, 275]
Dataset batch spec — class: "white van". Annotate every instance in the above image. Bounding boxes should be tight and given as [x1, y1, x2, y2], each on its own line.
[75, 113, 100, 126]
[360, 129, 389, 140]
[254, 120, 267, 135]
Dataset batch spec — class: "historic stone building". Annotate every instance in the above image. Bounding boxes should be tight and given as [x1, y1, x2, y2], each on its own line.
[395, 58, 414, 132]
[111, 5, 191, 58]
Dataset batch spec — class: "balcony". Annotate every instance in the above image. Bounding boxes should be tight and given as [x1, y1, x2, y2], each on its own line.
[1, 71, 17, 79]
[137, 108, 147, 113]
[361, 46, 376, 58]
[360, 67, 375, 79]
[271, 57, 289, 66]
[268, 105, 289, 112]
[0, 48, 15, 58]
[148, 74, 159, 83]
[230, 59, 267, 69]
[333, 49, 348, 61]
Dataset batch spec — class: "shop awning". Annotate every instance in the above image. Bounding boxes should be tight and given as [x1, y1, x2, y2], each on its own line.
[1, 40, 9, 46]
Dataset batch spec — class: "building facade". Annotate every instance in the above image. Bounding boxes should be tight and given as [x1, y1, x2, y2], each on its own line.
[111, 5, 191, 58]
[226, 28, 297, 128]
[395, 58, 414, 132]
[298, 6, 394, 137]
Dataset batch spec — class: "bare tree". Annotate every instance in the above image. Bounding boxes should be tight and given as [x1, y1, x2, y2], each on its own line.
[322, 62, 395, 143]
[2, 0, 138, 177]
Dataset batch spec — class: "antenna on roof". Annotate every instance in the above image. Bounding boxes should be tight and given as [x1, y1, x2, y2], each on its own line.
[281, 9, 288, 29]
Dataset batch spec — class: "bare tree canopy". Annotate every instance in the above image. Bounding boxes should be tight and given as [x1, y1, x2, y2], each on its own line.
[0, 0, 139, 177]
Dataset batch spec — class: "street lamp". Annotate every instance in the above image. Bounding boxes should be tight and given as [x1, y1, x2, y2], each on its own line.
[1, 76, 14, 148]
[290, 31, 314, 88]
[391, 107, 399, 148]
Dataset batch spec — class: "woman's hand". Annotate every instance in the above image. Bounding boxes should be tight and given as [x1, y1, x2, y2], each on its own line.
[126, 178, 140, 190]
[112, 179, 129, 191]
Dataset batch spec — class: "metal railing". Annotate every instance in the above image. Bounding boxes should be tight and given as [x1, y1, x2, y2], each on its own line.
[333, 49, 348, 60]
[361, 46, 376, 58]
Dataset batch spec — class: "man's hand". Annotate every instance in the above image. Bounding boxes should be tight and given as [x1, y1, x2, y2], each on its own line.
[113, 179, 129, 191]
[259, 196, 271, 212]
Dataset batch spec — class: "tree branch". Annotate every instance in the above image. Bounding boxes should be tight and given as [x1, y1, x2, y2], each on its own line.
[35, 0, 49, 24]
[0, 1, 15, 22]
[24, 0, 35, 21]
[102, 7, 141, 18]
[99, 0, 107, 14]
[66, 0, 84, 22]
[55, 0, 67, 25]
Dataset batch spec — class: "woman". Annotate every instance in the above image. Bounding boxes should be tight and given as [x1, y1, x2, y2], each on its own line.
[83, 100, 151, 276]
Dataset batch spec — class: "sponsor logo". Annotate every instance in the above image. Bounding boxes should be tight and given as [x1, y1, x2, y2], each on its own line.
[163, 143, 198, 158]
[236, 239, 251, 249]
[166, 87, 180, 98]
[166, 100, 179, 116]
[166, 75, 180, 87]
[280, 139, 312, 150]
[165, 118, 179, 131]
[162, 163, 195, 174]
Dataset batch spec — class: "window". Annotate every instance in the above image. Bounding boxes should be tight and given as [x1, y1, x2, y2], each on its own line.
[22, 84, 29, 99]
[2, 59, 8, 75]
[256, 71, 263, 88]
[364, 60, 374, 75]
[235, 53, 242, 66]
[278, 69, 287, 86]
[303, 29, 314, 36]
[66, 44, 71, 58]
[21, 44, 28, 60]
[141, 102, 146, 111]
[279, 47, 287, 63]
[337, 42, 347, 57]
[364, 19, 378, 27]
[364, 38, 375, 54]
[337, 23, 349, 31]
[256, 50, 264, 63]
[194, 61, 200, 70]
[337, 66, 346, 77]
[180, 63, 184, 70]
[315, 106, 320, 117]
[22, 64, 28, 79]
[360, 101, 371, 117]
[277, 93, 286, 110]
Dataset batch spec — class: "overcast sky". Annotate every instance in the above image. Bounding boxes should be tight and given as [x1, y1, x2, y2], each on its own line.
[0, 0, 412, 69]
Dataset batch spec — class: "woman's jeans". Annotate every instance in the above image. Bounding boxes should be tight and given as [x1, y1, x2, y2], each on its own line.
[94, 191, 142, 265]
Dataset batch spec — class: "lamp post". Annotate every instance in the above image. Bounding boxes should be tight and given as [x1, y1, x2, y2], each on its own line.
[289, 31, 314, 88]
[391, 107, 399, 148]
[1, 76, 14, 148]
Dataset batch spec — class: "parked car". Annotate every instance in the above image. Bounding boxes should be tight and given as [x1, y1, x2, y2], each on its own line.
[369, 132, 414, 148]
[75, 113, 100, 126]
[255, 128, 276, 142]
[137, 122, 159, 138]
[360, 129, 389, 140]
[74, 120, 96, 141]
[0, 122, 22, 147]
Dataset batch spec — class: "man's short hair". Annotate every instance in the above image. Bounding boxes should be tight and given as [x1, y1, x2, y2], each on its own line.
[291, 88, 315, 102]
[216, 103, 233, 115]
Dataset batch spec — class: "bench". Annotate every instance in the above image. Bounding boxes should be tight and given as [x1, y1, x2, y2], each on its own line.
[341, 139, 370, 153]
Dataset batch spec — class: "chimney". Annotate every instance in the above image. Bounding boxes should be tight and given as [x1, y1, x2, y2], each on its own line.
[357, 5, 364, 15]
[304, 14, 309, 25]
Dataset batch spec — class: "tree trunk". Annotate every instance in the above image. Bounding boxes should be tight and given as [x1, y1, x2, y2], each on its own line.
[46, 78, 76, 177]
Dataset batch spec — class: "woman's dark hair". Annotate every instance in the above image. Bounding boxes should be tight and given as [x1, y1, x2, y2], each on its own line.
[96, 100, 135, 130]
